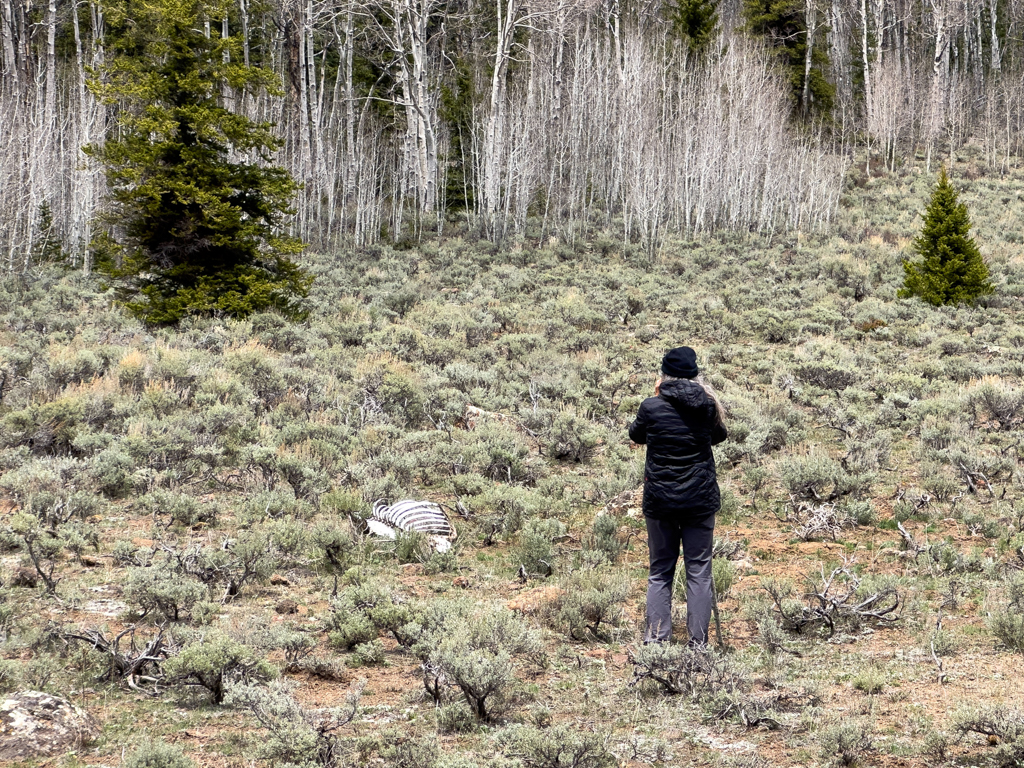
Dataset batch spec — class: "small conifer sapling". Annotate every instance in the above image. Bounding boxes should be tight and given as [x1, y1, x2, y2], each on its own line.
[900, 165, 993, 306]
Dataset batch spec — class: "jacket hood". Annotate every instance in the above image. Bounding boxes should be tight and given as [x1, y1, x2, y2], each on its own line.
[659, 378, 710, 409]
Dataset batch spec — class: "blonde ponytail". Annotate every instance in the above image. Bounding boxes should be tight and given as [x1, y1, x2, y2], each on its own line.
[695, 374, 726, 425]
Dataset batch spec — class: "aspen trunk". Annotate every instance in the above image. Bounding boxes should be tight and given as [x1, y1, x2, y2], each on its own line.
[482, 0, 521, 216]
[44, 0, 56, 127]
[72, 1, 90, 268]
[409, 0, 435, 212]
[1, 0, 16, 87]
[284, 0, 303, 149]
[859, 0, 871, 126]
[802, 0, 817, 116]
[222, 16, 232, 109]
[239, 0, 250, 68]
[306, 0, 319, 169]
[297, 4, 310, 184]
[988, 0, 1000, 72]
[927, 0, 950, 170]
[15, 0, 28, 83]
[391, 0, 437, 214]
[341, 6, 355, 204]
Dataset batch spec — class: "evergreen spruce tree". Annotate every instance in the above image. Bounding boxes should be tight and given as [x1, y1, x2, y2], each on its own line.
[32, 201, 66, 266]
[87, 0, 311, 325]
[742, 0, 834, 116]
[669, 0, 720, 55]
[900, 165, 993, 306]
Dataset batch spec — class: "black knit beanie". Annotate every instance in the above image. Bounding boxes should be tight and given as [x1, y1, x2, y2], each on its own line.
[661, 346, 699, 379]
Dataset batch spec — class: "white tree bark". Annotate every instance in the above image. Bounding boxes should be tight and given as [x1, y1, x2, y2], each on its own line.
[385, 0, 439, 214]
[927, 0, 951, 170]
[802, 0, 819, 116]
[222, 16, 233, 109]
[0, 0, 16, 87]
[482, 0, 523, 216]
[239, 0, 250, 69]
[343, 6, 356, 200]
[71, 0, 91, 267]
[859, 0, 871, 126]
[44, 0, 56, 130]
[989, 0, 1000, 72]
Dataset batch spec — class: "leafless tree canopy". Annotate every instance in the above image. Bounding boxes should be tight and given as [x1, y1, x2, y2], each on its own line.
[1, 0, 1022, 263]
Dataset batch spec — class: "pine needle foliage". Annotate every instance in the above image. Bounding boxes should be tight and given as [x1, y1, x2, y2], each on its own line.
[86, 0, 311, 325]
[900, 166, 993, 306]
[669, 0, 720, 55]
[742, 0, 834, 116]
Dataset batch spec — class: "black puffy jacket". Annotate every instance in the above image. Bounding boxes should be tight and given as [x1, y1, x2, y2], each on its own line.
[628, 378, 727, 521]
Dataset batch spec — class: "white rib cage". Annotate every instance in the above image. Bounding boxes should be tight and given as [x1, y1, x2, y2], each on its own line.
[371, 499, 455, 538]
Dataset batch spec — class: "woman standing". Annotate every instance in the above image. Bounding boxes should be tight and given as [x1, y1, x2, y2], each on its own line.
[629, 346, 727, 647]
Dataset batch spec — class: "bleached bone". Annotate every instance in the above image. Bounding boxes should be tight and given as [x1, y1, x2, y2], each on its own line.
[372, 499, 454, 537]
[366, 519, 399, 540]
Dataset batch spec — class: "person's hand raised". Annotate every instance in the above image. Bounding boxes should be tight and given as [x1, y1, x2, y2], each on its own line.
[654, 377, 661, 396]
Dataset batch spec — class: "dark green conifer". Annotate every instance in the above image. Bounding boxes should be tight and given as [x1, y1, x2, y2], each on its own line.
[900, 165, 993, 306]
[32, 201, 66, 266]
[669, 0, 720, 55]
[86, 0, 311, 325]
[742, 0, 834, 116]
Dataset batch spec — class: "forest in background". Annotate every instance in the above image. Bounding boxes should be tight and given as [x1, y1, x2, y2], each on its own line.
[1, 0, 1024, 269]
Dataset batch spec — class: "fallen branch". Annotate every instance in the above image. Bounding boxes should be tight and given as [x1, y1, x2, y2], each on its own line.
[958, 462, 996, 499]
[60, 625, 171, 688]
[762, 559, 901, 638]
[897, 521, 924, 557]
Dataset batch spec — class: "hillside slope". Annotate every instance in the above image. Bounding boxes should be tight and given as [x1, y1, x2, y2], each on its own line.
[0, 159, 1022, 767]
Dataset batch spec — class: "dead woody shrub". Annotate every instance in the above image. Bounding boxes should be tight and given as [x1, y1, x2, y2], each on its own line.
[774, 499, 854, 542]
[58, 624, 171, 691]
[628, 644, 743, 699]
[761, 560, 901, 638]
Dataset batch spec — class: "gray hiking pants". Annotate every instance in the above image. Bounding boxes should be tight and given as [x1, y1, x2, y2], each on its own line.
[645, 514, 715, 645]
